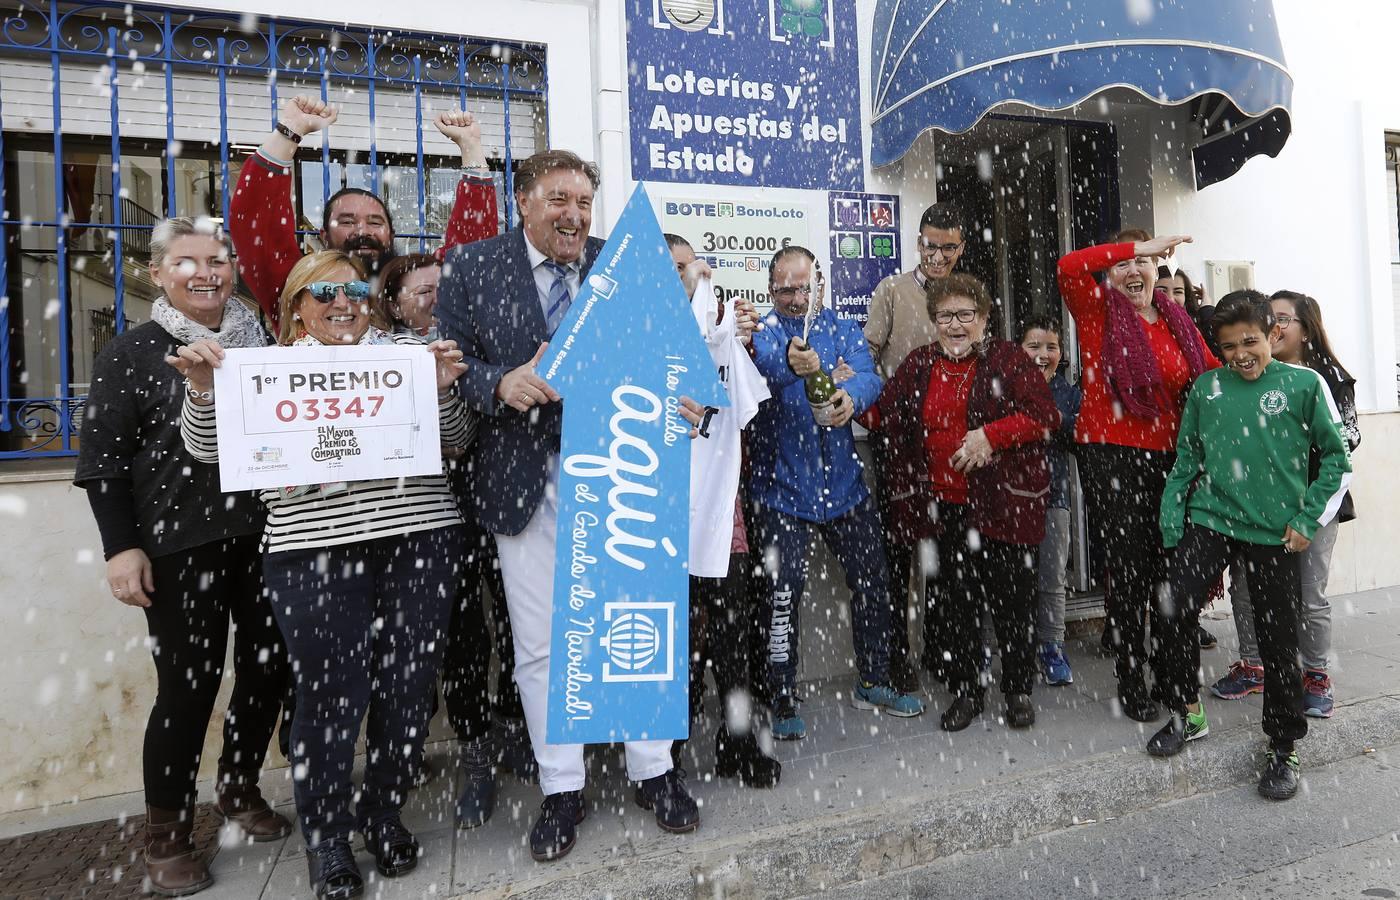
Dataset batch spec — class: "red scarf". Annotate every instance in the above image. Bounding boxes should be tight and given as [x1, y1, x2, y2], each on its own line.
[1102, 286, 1206, 419]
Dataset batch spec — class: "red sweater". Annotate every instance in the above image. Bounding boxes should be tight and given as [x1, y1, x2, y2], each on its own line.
[1057, 243, 1220, 452]
[229, 151, 499, 326]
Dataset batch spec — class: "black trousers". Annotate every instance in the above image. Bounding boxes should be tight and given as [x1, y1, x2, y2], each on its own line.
[265, 527, 461, 843]
[1079, 443, 1174, 686]
[1157, 524, 1307, 746]
[927, 503, 1039, 699]
[871, 432, 916, 675]
[142, 535, 286, 811]
[440, 521, 522, 743]
[688, 553, 761, 724]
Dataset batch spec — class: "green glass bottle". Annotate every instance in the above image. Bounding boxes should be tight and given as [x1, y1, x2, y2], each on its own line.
[795, 339, 839, 426]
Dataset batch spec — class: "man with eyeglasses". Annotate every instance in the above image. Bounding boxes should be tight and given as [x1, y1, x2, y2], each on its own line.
[747, 246, 925, 742]
[231, 95, 500, 329]
[862, 202, 966, 694]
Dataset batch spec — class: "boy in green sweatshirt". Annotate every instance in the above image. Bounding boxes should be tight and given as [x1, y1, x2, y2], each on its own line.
[1153, 291, 1352, 801]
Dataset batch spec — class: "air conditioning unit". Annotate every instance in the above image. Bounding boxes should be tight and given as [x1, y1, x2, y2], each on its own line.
[1203, 259, 1255, 303]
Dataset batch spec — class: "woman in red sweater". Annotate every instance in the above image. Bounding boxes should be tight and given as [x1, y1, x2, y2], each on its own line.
[879, 274, 1060, 732]
[1057, 230, 1219, 722]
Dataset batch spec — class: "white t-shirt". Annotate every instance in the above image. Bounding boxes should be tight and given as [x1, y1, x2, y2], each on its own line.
[688, 278, 769, 578]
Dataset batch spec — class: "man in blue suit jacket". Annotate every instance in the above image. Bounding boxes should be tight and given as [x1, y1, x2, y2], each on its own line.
[436, 150, 699, 863]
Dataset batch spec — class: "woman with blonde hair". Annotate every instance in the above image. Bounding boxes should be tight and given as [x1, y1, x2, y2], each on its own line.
[172, 249, 474, 899]
[76, 217, 290, 896]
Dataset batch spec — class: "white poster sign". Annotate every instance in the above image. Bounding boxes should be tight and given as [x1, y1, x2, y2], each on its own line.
[656, 195, 811, 316]
[212, 345, 441, 491]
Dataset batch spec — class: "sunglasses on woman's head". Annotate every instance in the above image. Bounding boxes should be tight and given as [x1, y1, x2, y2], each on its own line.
[306, 280, 371, 303]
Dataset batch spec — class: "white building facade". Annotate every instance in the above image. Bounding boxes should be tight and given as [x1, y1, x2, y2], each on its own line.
[2, 0, 1397, 813]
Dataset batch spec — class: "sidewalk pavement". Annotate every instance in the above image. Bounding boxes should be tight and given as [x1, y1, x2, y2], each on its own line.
[3, 586, 1397, 899]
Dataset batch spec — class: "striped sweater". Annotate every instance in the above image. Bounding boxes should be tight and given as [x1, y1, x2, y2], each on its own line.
[181, 339, 475, 553]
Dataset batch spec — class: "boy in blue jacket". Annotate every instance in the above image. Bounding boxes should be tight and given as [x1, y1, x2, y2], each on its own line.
[748, 246, 924, 740]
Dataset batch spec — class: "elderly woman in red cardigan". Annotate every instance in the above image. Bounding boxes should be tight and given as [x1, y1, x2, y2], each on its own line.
[1057, 230, 1219, 723]
[879, 273, 1059, 733]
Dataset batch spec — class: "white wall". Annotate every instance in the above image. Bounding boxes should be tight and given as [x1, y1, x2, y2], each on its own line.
[1150, 0, 1400, 413]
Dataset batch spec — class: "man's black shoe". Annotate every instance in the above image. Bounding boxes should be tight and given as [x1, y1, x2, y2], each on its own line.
[1258, 749, 1301, 801]
[1005, 693, 1035, 729]
[1117, 677, 1161, 723]
[634, 769, 700, 833]
[306, 838, 364, 900]
[359, 815, 419, 878]
[529, 791, 586, 862]
[714, 727, 781, 788]
[939, 694, 983, 732]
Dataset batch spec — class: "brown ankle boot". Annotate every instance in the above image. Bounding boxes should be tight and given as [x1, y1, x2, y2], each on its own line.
[214, 767, 292, 842]
[144, 805, 212, 896]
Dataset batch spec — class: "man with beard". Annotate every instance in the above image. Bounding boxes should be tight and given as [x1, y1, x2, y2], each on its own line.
[231, 95, 498, 328]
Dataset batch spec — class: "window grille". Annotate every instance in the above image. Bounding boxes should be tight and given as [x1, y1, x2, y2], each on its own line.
[0, 0, 547, 457]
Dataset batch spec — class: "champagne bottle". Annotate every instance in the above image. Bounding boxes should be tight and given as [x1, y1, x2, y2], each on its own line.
[795, 338, 839, 427]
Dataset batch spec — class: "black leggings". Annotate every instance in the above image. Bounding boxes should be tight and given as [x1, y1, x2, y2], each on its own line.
[689, 553, 762, 723]
[142, 535, 286, 810]
[441, 522, 523, 742]
[1079, 444, 1174, 686]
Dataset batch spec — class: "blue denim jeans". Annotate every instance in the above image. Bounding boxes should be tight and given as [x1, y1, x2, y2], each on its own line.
[752, 496, 891, 700]
[264, 526, 463, 845]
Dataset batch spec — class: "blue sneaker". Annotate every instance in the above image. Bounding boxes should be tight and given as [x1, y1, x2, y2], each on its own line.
[852, 681, 925, 718]
[1210, 660, 1265, 700]
[1302, 669, 1334, 718]
[772, 696, 806, 741]
[1039, 642, 1074, 686]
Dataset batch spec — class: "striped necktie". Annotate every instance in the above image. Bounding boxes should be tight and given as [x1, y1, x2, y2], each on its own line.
[543, 260, 573, 336]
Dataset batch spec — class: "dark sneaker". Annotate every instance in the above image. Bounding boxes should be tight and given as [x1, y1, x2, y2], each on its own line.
[1117, 677, 1160, 723]
[1146, 708, 1209, 757]
[1210, 660, 1265, 700]
[359, 815, 419, 878]
[940, 694, 984, 732]
[455, 735, 497, 829]
[1302, 669, 1335, 718]
[529, 791, 586, 862]
[634, 769, 700, 834]
[1258, 749, 1301, 800]
[772, 695, 806, 741]
[714, 727, 781, 788]
[852, 680, 925, 717]
[1004, 693, 1035, 729]
[1198, 624, 1218, 649]
[1038, 641, 1074, 686]
[306, 838, 364, 900]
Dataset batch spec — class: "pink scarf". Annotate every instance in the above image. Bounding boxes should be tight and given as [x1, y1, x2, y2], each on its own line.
[1102, 286, 1207, 419]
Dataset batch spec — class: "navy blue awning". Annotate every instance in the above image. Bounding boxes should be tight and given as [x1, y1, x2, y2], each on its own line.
[871, 0, 1293, 188]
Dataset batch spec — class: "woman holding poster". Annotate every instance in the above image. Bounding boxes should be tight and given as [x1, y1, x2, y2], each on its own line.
[75, 217, 290, 897]
[172, 249, 473, 900]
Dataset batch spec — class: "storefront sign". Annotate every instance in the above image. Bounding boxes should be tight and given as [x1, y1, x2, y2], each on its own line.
[626, 0, 864, 190]
[827, 191, 901, 324]
[211, 345, 441, 491]
[540, 183, 728, 744]
[657, 194, 811, 315]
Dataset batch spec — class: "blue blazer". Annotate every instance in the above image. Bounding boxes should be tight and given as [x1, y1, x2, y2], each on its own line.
[436, 228, 605, 536]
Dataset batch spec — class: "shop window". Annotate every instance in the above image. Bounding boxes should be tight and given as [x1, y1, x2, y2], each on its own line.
[0, 0, 547, 457]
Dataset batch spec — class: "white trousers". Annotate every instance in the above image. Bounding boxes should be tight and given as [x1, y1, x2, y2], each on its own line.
[494, 467, 673, 795]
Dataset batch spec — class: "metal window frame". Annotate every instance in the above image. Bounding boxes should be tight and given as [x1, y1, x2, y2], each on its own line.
[0, 0, 547, 458]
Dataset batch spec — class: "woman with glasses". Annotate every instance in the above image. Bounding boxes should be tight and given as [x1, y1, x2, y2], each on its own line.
[75, 217, 289, 896]
[1057, 231, 1219, 723]
[171, 249, 473, 900]
[1210, 290, 1360, 718]
[876, 273, 1059, 732]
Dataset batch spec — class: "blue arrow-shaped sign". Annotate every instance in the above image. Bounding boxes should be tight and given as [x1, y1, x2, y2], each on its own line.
[539, 183, 728, 744]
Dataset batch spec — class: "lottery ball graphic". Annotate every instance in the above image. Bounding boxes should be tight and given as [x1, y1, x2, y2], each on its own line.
[603, 613, 662, 671]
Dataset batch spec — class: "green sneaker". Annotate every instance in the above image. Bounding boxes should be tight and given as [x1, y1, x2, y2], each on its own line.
[1146, 705, 1209, 757]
